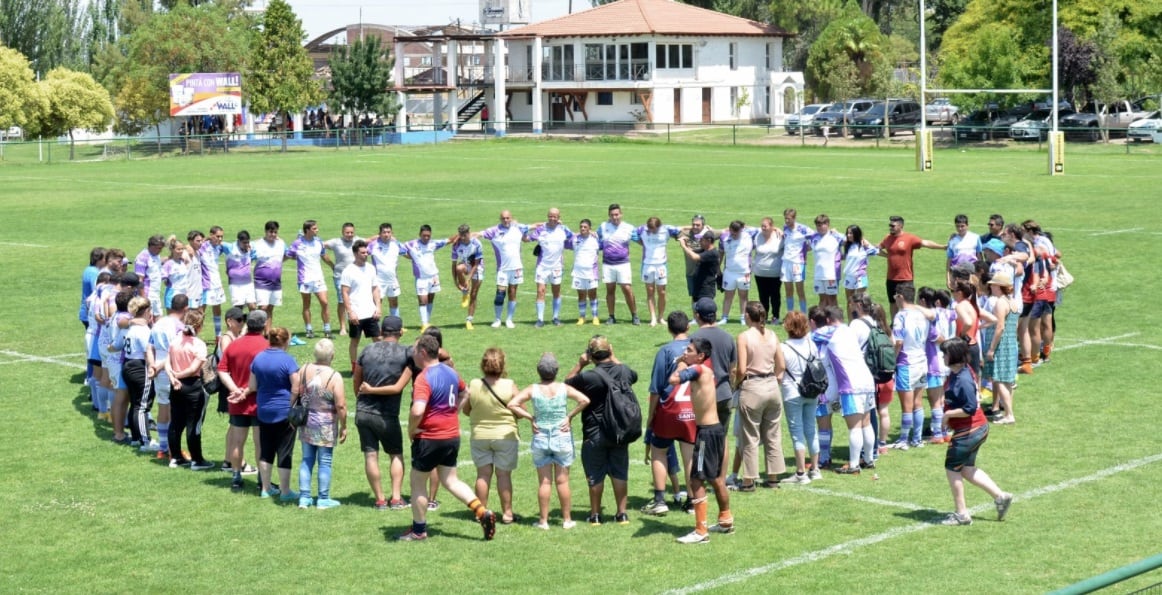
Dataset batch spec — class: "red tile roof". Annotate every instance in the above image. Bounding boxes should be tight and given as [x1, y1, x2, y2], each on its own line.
[498, 0, 790, 39]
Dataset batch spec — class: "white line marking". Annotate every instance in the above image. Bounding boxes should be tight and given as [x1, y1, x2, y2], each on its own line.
[1088, 228, 1143, 237]
[1103, 342, 1162, 351]
[665, 452, 1162, 594]
[0, 350, 86, 370]
[799, 486, 925, 511]
[0, 241, 49, 248]
[1053, 333, 1140, 352]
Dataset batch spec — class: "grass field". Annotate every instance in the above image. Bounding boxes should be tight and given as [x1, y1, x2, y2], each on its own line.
[1, 139, 1160, 593]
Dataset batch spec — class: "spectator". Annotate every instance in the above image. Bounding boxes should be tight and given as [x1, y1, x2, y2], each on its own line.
[249, 327, 300, 502]
[463, 347, 520, 524]
[734, 301, 786, 490]
[296, 339, 347, 509]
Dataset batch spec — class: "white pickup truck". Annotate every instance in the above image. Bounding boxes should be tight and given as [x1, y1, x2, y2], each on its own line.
[1060, 98, 1153, 140]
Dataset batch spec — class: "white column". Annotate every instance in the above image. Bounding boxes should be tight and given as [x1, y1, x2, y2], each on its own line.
[447, 40, 458, 133]
[493, 38, 507, 136]
[397, 91, 408, 132]
[292, 113, 303, 140]
[532, 37, 543, 134]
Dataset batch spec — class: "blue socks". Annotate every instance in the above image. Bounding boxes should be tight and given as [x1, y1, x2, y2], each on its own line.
[930, 408, 944, 439]
[899, 415, 912, 444]
[785, 297, 794, 315]
[506, 300, 517, 321]
[911, 409, 925, 443]
[590, 300, 600, 318]
[536, 301, 545, 321]
[819, 429, 832, 462]
[798, 299, 808, 313]
[552, 297, 562, 319]
[213, 315, 222, 336]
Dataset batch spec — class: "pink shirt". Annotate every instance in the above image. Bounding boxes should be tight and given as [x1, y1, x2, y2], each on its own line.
[168, 334, 207, 379]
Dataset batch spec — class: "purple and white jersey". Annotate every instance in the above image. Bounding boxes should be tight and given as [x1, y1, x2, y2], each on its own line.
[892, 308, 930, 367]
[403, 238, 448, 278]
[568, 233, 601, 280]
[252, 238, 286, 291]
[809, 229, 845, 282]
[451, 238, 484, 270]
[817, 324, 875, 394]
[198, 242, 224, 291]
[782, 223, 812, 265]
[368, 238, 404, 283]
[287, 236, 325, 285]
[842, 244, 878, 283]
[720, 227, 759, 274]
[480, 223, 529, 272]
[221, 242, 254, 286]
[927, 308, 956, 376]
[947, 232, 982, 267]
[597, 221, 635, 266]
[162, 258, 192, 296]
[634, 225, 679, 266]
[134, 248, 162, 297]
[529, 223, 573, 269]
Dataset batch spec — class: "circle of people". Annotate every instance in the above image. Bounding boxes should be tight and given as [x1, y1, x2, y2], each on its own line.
[77, 209, 1064, 541]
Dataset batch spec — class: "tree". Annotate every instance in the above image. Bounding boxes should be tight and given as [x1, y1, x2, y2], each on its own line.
[33, 67, 114, 159]
[1055, 26, 1096, 107]
[0, 45, 48, 132]
[937, 22, 1032, 110]
[328, 36, 398, 129]
[245, 0, 322, 151]
[1090, 9, 1124, 141]
[0, 0, 88, 74]
[807, 10, 891, 102]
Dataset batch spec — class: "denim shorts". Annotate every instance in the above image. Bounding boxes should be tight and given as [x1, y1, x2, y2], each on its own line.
[531, 427, 575, 468]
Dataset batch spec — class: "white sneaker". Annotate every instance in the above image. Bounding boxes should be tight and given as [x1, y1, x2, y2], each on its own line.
[676, 530, 710, 544]
[808, 468, 823, 481]
[783, 472, 811, 485]
[505, 319, 515, 329]
[534, 521, 550, 530]
[708, 522, 735, 534]
[562, 520, 576, 530]
[139, 441, 161, 453]
[490, 319, 502, 328]
[640, 500, 669, 516]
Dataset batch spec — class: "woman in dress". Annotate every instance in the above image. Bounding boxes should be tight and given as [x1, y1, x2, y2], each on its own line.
[508, 353, 590, 530]
[984, 272, 1019, 424]
[463, 347, 519, 524]
[734, 301, 786, 490]
[296, 339, 348, 509]
[779, 311, 821, 483]
[248, 327, 300, 501]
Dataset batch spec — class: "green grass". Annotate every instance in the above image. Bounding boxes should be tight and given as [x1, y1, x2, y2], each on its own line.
[1, 139, 1160, 593]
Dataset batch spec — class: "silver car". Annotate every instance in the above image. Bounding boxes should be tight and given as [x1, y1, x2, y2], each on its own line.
[785, 103, 832, 135]
[1128, 111, 1162, 142]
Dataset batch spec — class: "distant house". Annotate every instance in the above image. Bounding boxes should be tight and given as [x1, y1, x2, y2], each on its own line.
[392, 0, 803, 134]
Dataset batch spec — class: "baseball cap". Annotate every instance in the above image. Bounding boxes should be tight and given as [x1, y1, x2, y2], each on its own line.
[694, 297, 718, 319]
[120, 271, 140, 287]
[983, 239, 1005, 256]
[380, 315, 404, 334]
[245, 309, 267, 331]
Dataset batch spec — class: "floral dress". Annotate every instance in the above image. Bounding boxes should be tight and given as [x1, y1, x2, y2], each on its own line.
[299, 368, 339, 447]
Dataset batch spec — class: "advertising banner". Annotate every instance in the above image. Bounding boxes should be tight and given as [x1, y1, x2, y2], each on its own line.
[169, 73, 243, 117]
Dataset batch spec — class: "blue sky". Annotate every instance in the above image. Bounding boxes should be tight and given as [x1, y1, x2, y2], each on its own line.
[282, 0, 576, 42]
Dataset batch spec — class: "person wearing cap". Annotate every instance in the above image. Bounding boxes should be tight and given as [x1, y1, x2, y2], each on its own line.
[878, 216, 945, 317]
[597, 203, 641, 325]
[564, 335, 639, 525]
[946, 214, 983, 289]
[678, 233, 719, 302]
[689, 297, 737, 482]
[353, 315, 414, 510]
[982, 271, 1019, 424]
[340, 239, 382, 365]
[218, 309, 271, 492]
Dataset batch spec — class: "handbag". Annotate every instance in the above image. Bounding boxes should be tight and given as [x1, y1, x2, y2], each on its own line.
[1055, 261, 1074, 289]
[202, 339, 222, 396]
[288, 367, 310, 427]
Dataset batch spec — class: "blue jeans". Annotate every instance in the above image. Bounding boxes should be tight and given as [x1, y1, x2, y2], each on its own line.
[784, 396, 819, 456]
[299, 442, 334, 499]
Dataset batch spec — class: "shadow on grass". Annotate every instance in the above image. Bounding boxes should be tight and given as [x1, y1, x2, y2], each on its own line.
[73, 391, 118, 442]
[632, 514, 688, 538]
[379, 521, 480, 542]
[893, 508, 945, 523]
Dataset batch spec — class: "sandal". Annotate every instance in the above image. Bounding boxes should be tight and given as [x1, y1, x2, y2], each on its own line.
[736, 483, 756, 492]
[759, 479, 781, 489]
[501, 514, 519, 525]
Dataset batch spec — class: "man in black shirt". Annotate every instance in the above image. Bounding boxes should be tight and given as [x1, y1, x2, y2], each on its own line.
[352, 315, 413, 510]
[680, 233, 720, 302]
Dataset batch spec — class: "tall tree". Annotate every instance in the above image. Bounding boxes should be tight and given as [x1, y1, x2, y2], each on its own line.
[937, 21, 1031, 109]
[0, 0, 88, 74]
[0, 45, 49, 132]
[33, 67, 114, 159]
[245, 0, 322, 151]
[329, 36, 398, 127]
[807, 10, 891, 101]
[1054, 26, 1096, 106]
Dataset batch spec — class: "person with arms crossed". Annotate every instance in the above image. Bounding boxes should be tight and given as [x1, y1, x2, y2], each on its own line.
[340, 239, 382, 366]
[597, 203, 641, 325]
[527, 208, 574, 327]
[478, 210, 529, 329]
[670, 337, 734, 543]
[286, 219, 334, 339]
[450, 224, 485, 330]
[398, 335, 497, 541]
[808, 214, 845, 310]
[402, 224, 449, 332]
[324, 222, 360, 337]
[567, 219, 602, 325]
[218, 310, 270, 492]
[633, 216, 680, 327]
[368, 223, 405, 321]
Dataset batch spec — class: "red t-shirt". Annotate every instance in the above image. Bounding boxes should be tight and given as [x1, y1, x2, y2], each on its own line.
[219, 332, 269, 416]
[879, 232, 923, 281]
[413, 363, 467, 440]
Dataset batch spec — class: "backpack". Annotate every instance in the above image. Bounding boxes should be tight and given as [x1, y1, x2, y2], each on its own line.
[856, 318, 897, 384]
[591, 366, 643, 447]
[784, 343, 829, 399]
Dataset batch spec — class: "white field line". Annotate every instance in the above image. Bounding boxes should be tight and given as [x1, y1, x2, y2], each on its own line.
[1088, 228, 1143, 237]
[666, 451, 1162, 594]
[0, 241, 49, 248]
[1053, 333, 1141, 352]
[798, 486, 925, 511]
[0, 350, 86, 370]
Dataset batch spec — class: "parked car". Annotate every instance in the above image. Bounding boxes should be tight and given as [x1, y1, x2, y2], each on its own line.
[1127, 110, 1162, 142]
[954, 107, 1003, 141]
[811, 99, 876, 136]
[925, 98, 959, 125]
[1033, 97, 1074, 111]
[851, 100, 922, 138]
[1, 126, 22, 141]
[1010, 108, 1076, 141]
[784, 103, 833, 135]
[1060, 99, 1152, 141]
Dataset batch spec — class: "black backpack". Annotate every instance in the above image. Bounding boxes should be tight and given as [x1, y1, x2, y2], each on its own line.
[591, 366, 643, 447]
[856, 318, 897, 384]
[785, 343, 829, 399]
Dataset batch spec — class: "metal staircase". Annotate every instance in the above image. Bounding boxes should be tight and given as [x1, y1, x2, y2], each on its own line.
[457, 91, 487, 127]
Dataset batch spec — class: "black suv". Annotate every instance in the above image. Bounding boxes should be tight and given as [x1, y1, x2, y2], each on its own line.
[851, 100, 922, 138]
[811, 99, 876, 136]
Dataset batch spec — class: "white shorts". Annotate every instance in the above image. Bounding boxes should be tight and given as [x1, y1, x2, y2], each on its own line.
[377, 275, 402, 299]
[104, 357, 122, 386]
[416, 275, 441, 296]
[457, 263, 484, 282]
[641, 263, 668, 286]
[149, 292, 163, 318]
[230, 283, 256, 306]
[839, 392, 875, 416]
[299, 280, 327, 294]
[496, 269, 524, 287]
[204, 285, 226, 306]
[154, 371, 172, 406]
[602, 262, 632, 285]
[535, 264, 563, 286]
[572, 277, 599, 291]
[722, 270, 751, 291]
[813, 279, 839, 296]
[186, 290, 204, 309]
[781, 261, 805, 283]
[843, 275, 868, 290]
[256, 288, 283, 307]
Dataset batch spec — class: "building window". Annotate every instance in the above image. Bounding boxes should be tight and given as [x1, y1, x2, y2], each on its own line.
[764, 86, 771, 115]
[629, 92, 642, 105]
[542, 45, 575, 81]
[597, 92, 613, 105]
[420, 55, 433, 67]
[584, 42, 650, 80]
[656, 44, 693, 69]
[730, 87, 738, 115]
[765, 43, 771, 70]
[729, 43, 738, 70]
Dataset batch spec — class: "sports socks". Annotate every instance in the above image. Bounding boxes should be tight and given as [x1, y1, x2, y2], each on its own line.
[899, 414, 912, 444]
[412, 521, 427, 535]
[818, 429, 832, 462]
[468, 498, 485, 519]
[590, 300, 600, 318]
[506, 300, 517, 321]
[693, 497, 709, 535]
[848, 427, 864, 466]
[535, 301, 545, 322]
[798, 299, 807, 313]
[861, 425, 875, 464]
[930, 408, 944, 440]
[911, 409, 925, 443]
[425, 303, 433, 320]
[577, 302, 587, 319]
[785, 297, 794, 314]
[305, 324, 313, 333]
[322, 323, 331, 333]
[157, 422, 169, 451]
[654, 489, 666, 504]
[389, 306, 399, 317]
[552, 297, 562, 319]
[419, 306, 430, 325]
[213, 315, 222, 336]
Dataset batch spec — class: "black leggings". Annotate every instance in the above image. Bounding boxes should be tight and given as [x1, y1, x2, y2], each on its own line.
[754, 274, 782, 320]
[169, 378, 208, 462]
[123, 359, 153, 443]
